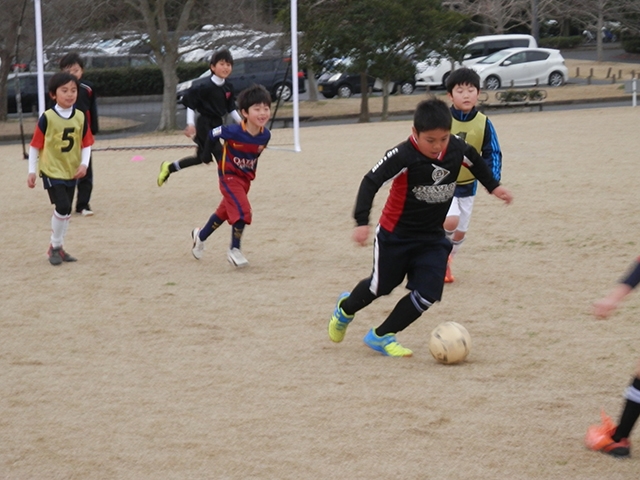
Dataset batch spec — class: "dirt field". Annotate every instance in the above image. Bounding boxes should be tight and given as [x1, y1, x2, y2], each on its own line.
[2, 105, 640, 479]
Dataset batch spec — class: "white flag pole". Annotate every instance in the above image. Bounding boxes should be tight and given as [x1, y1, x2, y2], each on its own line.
[34, 0, 45, 115]
[290, 0, 301, 152]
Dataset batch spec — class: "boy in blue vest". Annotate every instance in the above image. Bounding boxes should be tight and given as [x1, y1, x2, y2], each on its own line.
[443, 68, 502, 282]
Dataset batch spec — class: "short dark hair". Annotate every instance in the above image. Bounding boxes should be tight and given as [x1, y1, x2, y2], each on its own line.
[446, 67, 480, 93]
[237, 84, 272, 112]
[413, 97, 452, 133]
[59, 52, 84, 70]
[48, 72, 79, 96]
[211, 49, 234, 66]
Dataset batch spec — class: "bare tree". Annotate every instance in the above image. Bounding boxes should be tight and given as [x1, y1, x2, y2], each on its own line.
[0, 0, 33, 122]
[454, 0, 530, 34]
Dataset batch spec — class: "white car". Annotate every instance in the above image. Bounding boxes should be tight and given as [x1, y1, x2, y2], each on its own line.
[472, 47, 568, 90]
[415, 34, 537, 89]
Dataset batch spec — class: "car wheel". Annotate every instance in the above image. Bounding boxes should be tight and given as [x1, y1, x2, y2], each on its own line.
[274, 83, 293, 101]
[321, 92, 335, 99]
[337, 84, 353, 98]
[398, 81, 415, 95]
[548, 71, 564, 87]
[441, 72, 450, 89]
[485, 75, 501, 90]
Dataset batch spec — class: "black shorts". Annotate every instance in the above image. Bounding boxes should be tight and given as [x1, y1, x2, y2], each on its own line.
[369, 226, 452, 302]
[42, 175, 76, 215]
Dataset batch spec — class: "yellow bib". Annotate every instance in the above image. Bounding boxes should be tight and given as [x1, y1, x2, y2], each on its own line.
[452, 112, 486, 185]
[39, 109, 85, 180]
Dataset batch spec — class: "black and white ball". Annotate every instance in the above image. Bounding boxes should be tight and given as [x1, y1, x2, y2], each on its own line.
[428, 322, 471, 364]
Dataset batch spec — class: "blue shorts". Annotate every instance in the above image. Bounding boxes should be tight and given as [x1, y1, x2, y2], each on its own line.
[369, 226, 452, 302]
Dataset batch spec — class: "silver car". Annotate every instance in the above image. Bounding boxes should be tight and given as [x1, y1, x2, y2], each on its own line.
[472, 47, 568, 90]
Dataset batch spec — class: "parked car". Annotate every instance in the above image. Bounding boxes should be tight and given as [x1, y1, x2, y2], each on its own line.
[176, 55, 305, 103]
[415, 34, 538, 89]
[6, 72, 54, 114]
[317, 71, 414, 98]
[471, 47, 568, 90]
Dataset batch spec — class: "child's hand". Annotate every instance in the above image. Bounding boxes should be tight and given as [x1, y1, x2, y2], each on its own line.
[27, 173, 36, 188]
[492, 185, 513, 204]
[593, 298, 618, 318]
[74, 165, 87, 179]
[352, 225, 370, 246]
[184, 124, 196, 139]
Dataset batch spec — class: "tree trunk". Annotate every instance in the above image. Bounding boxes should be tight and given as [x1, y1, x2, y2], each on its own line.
[358, 71, 370, 123]
[381, 79, 390, 121]
[306, 67, 318, 102]
[596, 12, 604, 62]
[157, 56, 179, 131]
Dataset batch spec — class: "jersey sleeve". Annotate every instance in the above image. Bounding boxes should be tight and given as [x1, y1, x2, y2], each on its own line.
[81, 113, 95, 148]
[30, 113, 48, 149]
[621, 258, 640, 289]
[482, 117, 502, 181]
[89, 88, 99, 134]
[462, 142, 499, 193]
[181, 83, 203, 111]
[353, 145, 406, 226]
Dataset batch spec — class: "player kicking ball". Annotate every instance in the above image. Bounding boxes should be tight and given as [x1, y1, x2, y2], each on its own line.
[328, 98, 512, 357]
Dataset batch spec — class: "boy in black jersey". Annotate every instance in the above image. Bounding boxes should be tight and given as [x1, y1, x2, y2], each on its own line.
[59, 53, 99, 216]
[157, 49, 242, 186]
[328, 98, 513, 357]
[585, 257, 640, 458]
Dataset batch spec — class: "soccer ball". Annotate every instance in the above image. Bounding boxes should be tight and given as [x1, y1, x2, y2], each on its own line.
[428, 322, 471, 364]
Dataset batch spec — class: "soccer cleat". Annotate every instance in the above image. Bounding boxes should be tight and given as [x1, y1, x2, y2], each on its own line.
[585, 411, 631, 458]
[191, 228, 205, 260]
[363, 328, 413, 357]
[227, 248, 248, 268]
[328, 292, 354, 343]
[444, 256, 454, 283]
[48, 246, 77, 265]
[157, 161, 171, 186]
[80, 208, 94, 217]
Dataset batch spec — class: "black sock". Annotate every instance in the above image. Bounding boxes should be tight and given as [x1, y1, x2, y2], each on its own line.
[614, 377, 640, 441]
[340, 279, 377, 316]
[375, 293, 424, 337]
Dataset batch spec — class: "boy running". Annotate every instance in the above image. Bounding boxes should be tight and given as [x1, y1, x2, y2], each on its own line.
[190, 84, 271, 267]
[27, 72, 94, 265]
[585, 257, 640, 458]
[443, 68, 502, 282]
[157, 49, 242, 186]
[328, 98, 512, 357]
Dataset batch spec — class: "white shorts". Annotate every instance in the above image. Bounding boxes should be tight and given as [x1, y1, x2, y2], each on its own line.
[446, 196, 476, 233]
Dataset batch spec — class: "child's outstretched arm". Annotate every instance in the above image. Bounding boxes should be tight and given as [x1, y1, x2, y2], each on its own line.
[594, 258, 640, 318]
[491, 185, 513, 204]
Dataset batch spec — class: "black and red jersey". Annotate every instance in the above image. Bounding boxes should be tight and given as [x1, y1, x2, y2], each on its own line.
[353, 134, 500, 238]
[181, 78, 236, 130]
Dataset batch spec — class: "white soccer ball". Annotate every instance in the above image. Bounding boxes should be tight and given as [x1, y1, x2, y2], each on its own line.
[428, 322, 471, 364]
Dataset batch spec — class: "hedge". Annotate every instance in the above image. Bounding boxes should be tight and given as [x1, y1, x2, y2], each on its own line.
[622, 36, 640, 54]
[82, 62, 209, 97]
[538, 36, 583, 49]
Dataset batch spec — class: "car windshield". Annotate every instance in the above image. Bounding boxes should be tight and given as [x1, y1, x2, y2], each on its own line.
[477, 50, 514, 65]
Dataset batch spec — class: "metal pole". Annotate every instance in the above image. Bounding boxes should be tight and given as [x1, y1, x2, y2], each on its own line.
[34, 0, 45, 115]
[290, 0, 301, 152]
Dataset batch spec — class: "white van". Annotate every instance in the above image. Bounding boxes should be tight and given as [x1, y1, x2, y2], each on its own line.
[414, 34, 538, 88]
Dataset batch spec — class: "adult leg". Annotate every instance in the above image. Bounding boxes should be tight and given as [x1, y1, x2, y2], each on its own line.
[75, 157, 93, 213]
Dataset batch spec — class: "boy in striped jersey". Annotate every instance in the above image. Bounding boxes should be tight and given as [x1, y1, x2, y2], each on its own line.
[190, 84, 271, 267]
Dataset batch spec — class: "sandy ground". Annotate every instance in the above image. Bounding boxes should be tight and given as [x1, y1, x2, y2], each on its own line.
[2, 105, 640, 479]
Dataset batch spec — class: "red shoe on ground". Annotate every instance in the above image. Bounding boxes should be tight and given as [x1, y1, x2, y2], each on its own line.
[585, 410, 631, 458]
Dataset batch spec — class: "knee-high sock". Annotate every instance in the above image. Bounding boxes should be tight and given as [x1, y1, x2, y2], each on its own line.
[199, 214, 223, 241]
[614, 377, 640, 441]
[51, 211, 68, 248]
[375, 291, 433, 336]
[340, 278, 377, 316]
[231, 221, 245, 249]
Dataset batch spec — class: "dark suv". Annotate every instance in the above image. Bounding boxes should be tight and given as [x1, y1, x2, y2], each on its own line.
[6, 72, 54, 114]
[176, 55, 305, 103]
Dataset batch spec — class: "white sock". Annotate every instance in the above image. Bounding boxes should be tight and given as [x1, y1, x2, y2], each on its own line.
[51, 211, 70, 248]
[451, 238, 465, 258]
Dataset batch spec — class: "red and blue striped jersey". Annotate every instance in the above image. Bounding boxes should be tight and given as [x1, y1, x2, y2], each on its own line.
[211, 122, 271, 181]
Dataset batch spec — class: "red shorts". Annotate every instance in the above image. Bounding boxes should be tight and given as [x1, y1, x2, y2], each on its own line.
[216, 174, 252, 225]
